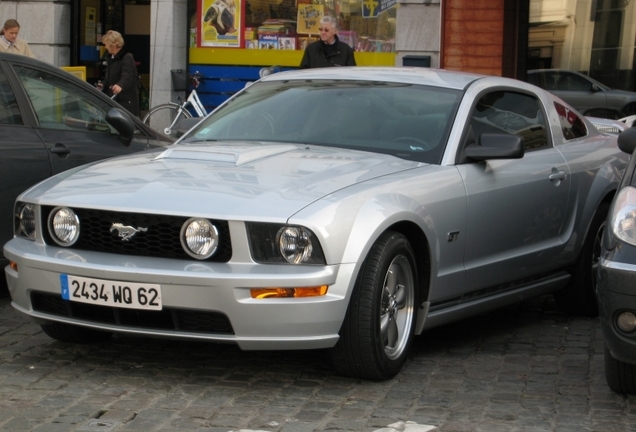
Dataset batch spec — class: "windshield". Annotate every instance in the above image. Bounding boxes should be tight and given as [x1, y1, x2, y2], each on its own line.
[182, 79, 461, 164]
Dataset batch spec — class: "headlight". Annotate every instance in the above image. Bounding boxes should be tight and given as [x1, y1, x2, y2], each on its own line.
[247, 223, 326, 264]
[15, 202, 36, 240]
[180, 218, 219, 259]
[48, 207, 80, 246]
[610, 186, 636, 246]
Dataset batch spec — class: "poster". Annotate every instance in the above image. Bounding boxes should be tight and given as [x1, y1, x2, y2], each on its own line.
[296, 4, 323, 35]
[85, 7, 96, 45]
[199, 0, 242, 47]
[362, 0, 397, 18]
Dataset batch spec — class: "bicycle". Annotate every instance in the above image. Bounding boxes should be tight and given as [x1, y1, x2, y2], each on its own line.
[143, 71, 207, 137]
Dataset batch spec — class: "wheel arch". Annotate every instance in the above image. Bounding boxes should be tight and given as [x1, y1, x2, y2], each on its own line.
[621, 102, 636, 117]
[385, 220, 431, 306]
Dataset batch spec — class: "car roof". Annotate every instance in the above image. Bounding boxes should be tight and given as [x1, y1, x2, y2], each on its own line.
[260, 67, 490, 91]
[0, 51, 60, 69]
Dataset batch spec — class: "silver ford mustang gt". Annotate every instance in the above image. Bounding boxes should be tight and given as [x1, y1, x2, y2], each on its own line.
[4, 67, 629, 380]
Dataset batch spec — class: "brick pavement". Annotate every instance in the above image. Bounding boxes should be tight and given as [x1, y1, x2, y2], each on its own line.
[0, 293, 635, 432]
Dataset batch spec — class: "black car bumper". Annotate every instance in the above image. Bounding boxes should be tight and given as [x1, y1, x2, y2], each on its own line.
[598, 258, 636, 364]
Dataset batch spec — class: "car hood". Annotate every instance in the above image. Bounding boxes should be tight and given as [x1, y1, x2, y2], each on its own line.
[24, 142, 423, 220]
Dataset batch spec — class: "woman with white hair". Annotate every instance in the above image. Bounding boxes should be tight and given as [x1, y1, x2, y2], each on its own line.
[101, 30, 140, 117]
[299, 15, 356, 69]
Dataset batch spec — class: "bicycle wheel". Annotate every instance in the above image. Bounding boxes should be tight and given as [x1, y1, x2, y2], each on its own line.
[143, 103, 192, 137]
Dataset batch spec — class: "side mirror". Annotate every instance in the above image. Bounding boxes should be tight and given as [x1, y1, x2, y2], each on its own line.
[591, 84, 602, 92]
[106, 108, 135, 146]
[464, 133, 525, 161]
[618, 127, 636, 154]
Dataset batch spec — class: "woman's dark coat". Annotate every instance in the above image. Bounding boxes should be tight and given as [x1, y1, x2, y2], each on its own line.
[102, 47, 139, 117]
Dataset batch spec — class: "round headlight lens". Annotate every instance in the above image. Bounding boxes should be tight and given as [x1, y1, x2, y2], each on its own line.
[49, 207, 80, 246]
[611, 186, 636, 246]
[181, 218, 219, 259]
[17, 203, 36, 240]
[277, 226, 314, 264]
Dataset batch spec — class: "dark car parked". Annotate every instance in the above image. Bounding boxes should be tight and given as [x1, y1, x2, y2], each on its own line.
[0, 52, 171, 277]
[527, 69, 636, 120]
[598, 127, 636, 394]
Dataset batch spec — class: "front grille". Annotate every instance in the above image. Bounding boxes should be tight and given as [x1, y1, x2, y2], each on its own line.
[31, 291, 234, 334]
[42, 207, 232, 262]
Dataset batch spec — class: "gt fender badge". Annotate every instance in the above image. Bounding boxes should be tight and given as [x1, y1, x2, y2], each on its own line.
[110, 223, 148, 241]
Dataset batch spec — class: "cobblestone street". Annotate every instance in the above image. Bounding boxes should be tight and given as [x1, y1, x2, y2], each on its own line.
[0, 293, 635, 432]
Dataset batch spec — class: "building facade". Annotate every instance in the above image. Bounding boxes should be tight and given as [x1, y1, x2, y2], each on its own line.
[0, 0, 633, 112]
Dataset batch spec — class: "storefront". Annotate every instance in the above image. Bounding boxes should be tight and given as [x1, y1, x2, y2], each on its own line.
[186, 0, 402, 110]
[73, 1, 151, 91]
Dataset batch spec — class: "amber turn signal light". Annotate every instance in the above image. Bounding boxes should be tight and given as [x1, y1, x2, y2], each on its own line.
[250, 286, 328, 299]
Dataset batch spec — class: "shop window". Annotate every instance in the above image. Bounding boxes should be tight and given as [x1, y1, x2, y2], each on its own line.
[242, 0, 397, 52]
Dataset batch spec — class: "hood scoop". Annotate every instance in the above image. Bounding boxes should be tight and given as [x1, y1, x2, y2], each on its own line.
[154, 144, 298, 166]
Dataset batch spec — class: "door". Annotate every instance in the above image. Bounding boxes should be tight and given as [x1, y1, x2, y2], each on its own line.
[13, 64, 139, 175]
[458, 90, 571, 292]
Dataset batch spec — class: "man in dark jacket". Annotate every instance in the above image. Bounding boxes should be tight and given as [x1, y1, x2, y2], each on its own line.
[299, 15, 356, 69]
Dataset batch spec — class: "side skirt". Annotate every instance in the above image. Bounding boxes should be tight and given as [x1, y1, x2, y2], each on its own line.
[415, 272, 570, 334]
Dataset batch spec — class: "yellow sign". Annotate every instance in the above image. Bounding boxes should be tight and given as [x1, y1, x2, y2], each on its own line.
[297, 4, 324, 35]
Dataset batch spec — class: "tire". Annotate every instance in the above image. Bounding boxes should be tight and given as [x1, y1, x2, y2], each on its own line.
[604, 344, 636, 394]
[41, 322, 113, 344]
[623, 103, 636, 117]
[143, 103, 191, 137]
[330, 231, 418, 380]
[554, 202, 609, 317]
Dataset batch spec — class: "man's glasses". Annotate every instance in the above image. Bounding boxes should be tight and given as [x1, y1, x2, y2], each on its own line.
[318, 27, 333, 33]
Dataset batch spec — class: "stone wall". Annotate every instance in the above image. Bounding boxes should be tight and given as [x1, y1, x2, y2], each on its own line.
[0, 0, 70, 65]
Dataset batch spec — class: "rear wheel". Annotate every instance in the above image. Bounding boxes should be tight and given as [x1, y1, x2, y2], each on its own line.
[41, 322, 113, 344]
[330, 231, 417, 380]
[143, 103, 191, 137]
[605, 344, 636, 394]
[623, 103, 636, 117]
[554, 202, 609, 317]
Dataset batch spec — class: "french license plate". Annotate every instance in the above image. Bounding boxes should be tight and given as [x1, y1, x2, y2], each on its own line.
[60, 274, 162, 310]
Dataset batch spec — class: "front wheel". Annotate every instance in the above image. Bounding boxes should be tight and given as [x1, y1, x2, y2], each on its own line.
[143, 103, 192, 137]
[554, 202, 609, 317]
[605, 344, 636, 394]
[330, 231, 418, 380]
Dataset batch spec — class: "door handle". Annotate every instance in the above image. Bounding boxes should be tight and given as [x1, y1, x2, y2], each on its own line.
[549, 168, 567, 186]
[50, 143, 70, 156]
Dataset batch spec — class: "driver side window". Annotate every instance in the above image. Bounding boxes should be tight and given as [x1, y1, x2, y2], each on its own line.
[468, 91, 549, 151]
[0, 68, 22, 125]
[15, 66, 115, 133]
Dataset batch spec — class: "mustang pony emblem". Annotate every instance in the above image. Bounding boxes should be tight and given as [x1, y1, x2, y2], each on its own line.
[110, 223, 148, 241]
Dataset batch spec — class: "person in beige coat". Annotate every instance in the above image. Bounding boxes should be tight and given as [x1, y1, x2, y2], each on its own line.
[0, 19, 34, 57]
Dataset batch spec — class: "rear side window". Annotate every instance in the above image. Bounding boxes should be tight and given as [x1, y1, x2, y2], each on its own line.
[0, 68, 23, 125]
[554, 102, 587, 140]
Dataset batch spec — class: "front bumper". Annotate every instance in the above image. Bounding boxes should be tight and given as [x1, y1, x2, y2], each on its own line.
[598, 257, 636, 364]
[4, 237, 355, 350]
